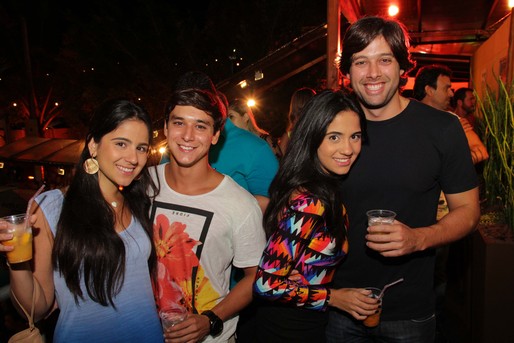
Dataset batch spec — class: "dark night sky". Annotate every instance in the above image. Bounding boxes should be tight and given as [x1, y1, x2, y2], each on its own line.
[0, 0, 326, 134]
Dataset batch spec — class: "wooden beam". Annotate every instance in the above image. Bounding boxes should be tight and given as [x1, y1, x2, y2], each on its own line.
[256, 55, 327, 95]
[409, 29, 490, 39]
[339, 0, 361, 23]
[327, 0, 340, 89]
[416, 0, 422, 33]
[481, 0, 500, 30]
[507, 8, 514, 86]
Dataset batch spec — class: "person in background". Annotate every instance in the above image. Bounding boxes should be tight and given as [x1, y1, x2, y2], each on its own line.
[451, 87, 488, 193]
[414, 66, 488, 165]
[228, 98, 283, 159]
[252, 89, 376, 342]
[327, 16, 480, 343]
[452, 87, 488, 165]
[1, 100, 162, 342]
[413, 64, 454, 111]
[414, 66, 488, 341]
[151, 88, 265, 342]
[279, 87, 316, 154]
[453, 87, 477, 129]
[209, 108, 278, 214]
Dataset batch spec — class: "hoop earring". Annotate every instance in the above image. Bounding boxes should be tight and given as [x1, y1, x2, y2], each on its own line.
[83, 157, 99, 174]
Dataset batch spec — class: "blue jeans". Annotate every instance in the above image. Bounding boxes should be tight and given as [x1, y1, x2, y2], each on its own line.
[326, 311, 436, 343]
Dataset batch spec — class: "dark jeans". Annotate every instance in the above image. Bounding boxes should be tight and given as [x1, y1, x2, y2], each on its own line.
[326, 311, 436, 343]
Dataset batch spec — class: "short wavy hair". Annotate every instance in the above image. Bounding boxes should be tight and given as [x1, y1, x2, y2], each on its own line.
[164, 88, 226, 134]
[339, 16, 415, 87]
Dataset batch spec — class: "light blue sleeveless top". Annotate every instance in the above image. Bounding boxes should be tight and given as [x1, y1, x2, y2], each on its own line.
[36, 189, 163, 343]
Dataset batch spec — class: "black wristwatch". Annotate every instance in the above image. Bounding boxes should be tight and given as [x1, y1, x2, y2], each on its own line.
[202, 310, 223, 336]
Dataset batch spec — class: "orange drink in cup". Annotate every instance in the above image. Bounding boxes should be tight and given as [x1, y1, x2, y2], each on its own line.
[363, 287, 382, 327]
[1, 214, 33, 264]
[362, 278, 404, 327]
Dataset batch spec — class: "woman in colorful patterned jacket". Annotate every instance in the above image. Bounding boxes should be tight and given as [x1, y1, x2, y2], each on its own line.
[253, 89, 379, 342]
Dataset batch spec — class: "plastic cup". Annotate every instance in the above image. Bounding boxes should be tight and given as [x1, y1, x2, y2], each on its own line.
[366, 209, 396, 227]
[159, 305, 188, 330]
[363, 287, 382, 327]
[1, 214, 33, 264]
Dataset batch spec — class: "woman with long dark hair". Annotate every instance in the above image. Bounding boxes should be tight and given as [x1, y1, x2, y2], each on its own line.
[253, 90, 379, 342]
[278, 87, 316, 154]
[1, 100, 162, 342]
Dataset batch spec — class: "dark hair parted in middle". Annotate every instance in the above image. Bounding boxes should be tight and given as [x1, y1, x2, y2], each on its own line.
[164, 89, 226, 133]
[54, 99, 158, 307]
[264, 89, 367, 251]
[339, 16, 416, 87]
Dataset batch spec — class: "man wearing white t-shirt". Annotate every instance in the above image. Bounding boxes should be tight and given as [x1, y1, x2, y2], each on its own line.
[150, 88, 266, 343]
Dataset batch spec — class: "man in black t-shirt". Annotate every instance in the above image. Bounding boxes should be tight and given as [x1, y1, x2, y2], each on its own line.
[326, 16, 480, 343]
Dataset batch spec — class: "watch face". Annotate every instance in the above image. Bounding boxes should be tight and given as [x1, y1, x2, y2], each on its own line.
[211, 317, 223, 336]
[203, 310, 223, 336]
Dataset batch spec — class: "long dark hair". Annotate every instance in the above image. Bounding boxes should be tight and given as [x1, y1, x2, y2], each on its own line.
[288, 87, 316, 129]
[264, 89, 366, 251]
[53, 99, 158, 307]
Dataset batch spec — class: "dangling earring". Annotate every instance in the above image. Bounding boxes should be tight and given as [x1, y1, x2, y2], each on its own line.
[83, 157, 99, 174]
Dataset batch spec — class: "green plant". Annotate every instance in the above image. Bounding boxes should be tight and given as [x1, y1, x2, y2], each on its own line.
[476, 78, 514, 232]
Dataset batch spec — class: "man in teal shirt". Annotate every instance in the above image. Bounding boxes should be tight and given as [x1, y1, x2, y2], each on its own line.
[209, 119, 278, 212]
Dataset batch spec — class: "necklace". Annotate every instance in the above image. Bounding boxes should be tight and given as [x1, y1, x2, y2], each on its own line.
[111, 201, 118, 208]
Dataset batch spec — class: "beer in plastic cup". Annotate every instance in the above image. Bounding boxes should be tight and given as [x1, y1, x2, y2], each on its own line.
[366, 209, 396, 226]
[366, 209, 396, 242]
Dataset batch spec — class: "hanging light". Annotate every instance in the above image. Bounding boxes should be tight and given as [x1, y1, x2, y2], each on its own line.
[388, 5, 399, 16]
[254, 70, 264, 81]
